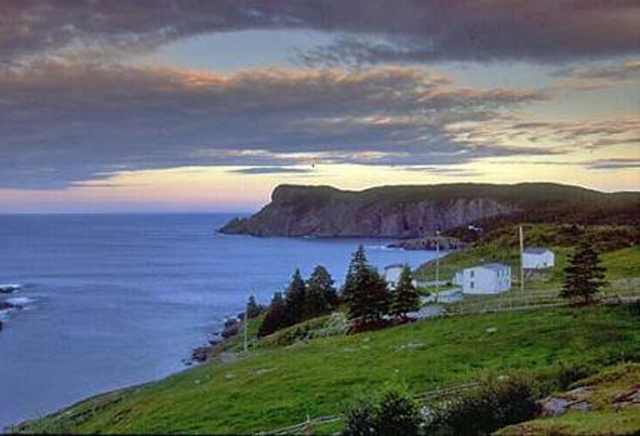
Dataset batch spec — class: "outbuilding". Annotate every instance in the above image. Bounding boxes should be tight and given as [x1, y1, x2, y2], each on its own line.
[383, 264, 405, 288]
[523, 248, 555, 269]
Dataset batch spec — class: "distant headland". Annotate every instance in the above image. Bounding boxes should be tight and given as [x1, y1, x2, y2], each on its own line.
[219, 183, 640, 238]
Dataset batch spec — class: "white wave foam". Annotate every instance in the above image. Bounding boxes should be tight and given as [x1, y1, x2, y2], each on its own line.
[0, 284, 23, 292]
[365, 244, 394, 251]
[6, 297, 34, 306]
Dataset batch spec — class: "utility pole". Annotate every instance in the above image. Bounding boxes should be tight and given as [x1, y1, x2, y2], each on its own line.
[243, 295, 249, 353]
[519, 226, 525, 293]
[435, 230, 440, 303]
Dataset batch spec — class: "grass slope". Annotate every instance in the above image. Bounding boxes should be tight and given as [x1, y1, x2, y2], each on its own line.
[14, 305, 640, 434]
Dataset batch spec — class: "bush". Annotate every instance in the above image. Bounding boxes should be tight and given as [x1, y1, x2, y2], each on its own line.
[425, 375, 542, 435]
[343, 402, 376, 436]
[553, 361, 597, 391]
[374, 390, 422, 436]
[342, 388, 421, 436]
[629, 300, 640, 317]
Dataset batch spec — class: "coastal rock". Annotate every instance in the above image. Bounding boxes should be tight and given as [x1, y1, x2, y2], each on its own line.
[0, 284, 21, 294]
[191, 347, 210, 363]
[220, 183, 640, 238]
[220, 184, 517, 237]
[222, 318, 240, 339]
[0, 302, 22, 311]
[388, 236, 466, 250]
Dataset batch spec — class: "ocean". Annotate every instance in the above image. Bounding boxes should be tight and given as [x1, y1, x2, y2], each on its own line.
[0, 214, 439, 427]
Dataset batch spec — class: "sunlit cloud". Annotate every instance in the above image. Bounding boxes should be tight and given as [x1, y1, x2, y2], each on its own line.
[0, 62, 549, 189]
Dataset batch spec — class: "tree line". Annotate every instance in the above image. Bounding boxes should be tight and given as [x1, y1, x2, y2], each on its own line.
[256, 245, 420, 337]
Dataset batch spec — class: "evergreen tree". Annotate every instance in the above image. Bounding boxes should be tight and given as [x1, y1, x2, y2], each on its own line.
[258, 292, 286, 337]
[390, 265, 420, 321]
[246, 295, 262, 319]
[561, 240, 607, 304]
[283, 268, 307, 325]
[305, 265, 338, 319]
[343, 245, 391, 327]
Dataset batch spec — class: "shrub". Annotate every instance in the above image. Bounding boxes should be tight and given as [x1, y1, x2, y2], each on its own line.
[425, 375, 542, 435]
[342, 402, 376, 436]
[374, 390, 422, 436]
[629, 300, 640, 317]
[553, 361, 597, 391]
[342, 388, 422, 436]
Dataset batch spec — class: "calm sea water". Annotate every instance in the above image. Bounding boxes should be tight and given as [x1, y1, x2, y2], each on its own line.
[0, 214, 438, 427]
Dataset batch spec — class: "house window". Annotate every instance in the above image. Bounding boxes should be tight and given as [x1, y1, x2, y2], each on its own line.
[470, 271, 475, 278]
[470, 281, 474, 289]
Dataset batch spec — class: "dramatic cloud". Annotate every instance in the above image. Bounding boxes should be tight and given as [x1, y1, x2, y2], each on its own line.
[400, 166, 484, 177]
[2, 0, 639, 67]
[556, 59, 640, 90]
[229, 167, 314, 175]
[0, 62, 550, 189]
[448, 117, 640, 153]
[587, 158, 640, 170]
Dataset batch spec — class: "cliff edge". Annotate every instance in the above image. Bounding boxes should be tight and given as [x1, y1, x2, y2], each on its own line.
[219, 183, 640, 238]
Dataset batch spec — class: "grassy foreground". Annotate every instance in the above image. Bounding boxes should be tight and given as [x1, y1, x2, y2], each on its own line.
[13, 305, 640, 434]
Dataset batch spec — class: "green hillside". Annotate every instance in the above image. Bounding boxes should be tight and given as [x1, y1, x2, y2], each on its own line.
[416, 224, 640, 289]
[283, 182, 640, 225]
[13, 305, 640, 434]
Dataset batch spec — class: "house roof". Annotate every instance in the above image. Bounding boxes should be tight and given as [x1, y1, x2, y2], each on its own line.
[384, 263, 404, 270]
[524, 247, 552, 255]
[477, 262, 511, 272]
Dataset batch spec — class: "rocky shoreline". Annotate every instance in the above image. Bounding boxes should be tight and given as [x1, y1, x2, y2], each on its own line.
[387, 236, 466, 251]
[187, 313, 247, 365]
[0, 285, 24, 332]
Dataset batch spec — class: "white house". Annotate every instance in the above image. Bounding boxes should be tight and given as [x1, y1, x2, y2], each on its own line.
[458, 263, 511, 294]
[523, 248, 555, 269]
[384, 264, 405, 288]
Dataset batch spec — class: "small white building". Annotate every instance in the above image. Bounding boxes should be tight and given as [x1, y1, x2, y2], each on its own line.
[459, 263, 511, 294]
[523, 248, 555, 270]
[422, 288, 463, 304]
[384, 264, 405, 288]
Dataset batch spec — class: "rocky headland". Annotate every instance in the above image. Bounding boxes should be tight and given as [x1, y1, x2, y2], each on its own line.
[220, 183, 640, 238]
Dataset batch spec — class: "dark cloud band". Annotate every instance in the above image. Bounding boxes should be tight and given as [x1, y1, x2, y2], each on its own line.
[2, 0, 639, 66]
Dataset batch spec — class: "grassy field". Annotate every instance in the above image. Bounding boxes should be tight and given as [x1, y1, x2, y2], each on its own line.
[13, 304, 640, 434]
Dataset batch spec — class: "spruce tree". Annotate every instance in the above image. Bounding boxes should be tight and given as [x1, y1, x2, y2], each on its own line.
[343, 245, 391, 327]
[283, 268, 307, 325]
[561, 240, 607, 304]
[258, 292, 286, 337]
[246, 295, 262, 319]
[390, 265, 420, 321]
[305, 265, 338, 319]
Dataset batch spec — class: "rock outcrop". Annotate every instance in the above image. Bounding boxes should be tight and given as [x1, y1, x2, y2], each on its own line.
[220, 184, 517, 237]
[388, 236, 466, 250]
[220, 183, 640, 238]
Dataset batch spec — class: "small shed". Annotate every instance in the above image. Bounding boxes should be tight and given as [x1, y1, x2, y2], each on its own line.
[422, 288, 463, 304]
[384, 264, 405, 288]
[523, 248, 555, 269]
[459, 263, 511, 294]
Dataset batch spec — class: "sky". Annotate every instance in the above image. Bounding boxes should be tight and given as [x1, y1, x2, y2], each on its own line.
[1, 0, 639, 213]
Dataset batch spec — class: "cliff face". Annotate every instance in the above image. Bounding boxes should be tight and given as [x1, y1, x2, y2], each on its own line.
[220, 183, 640, 238]
[220, 184, 517, 237]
